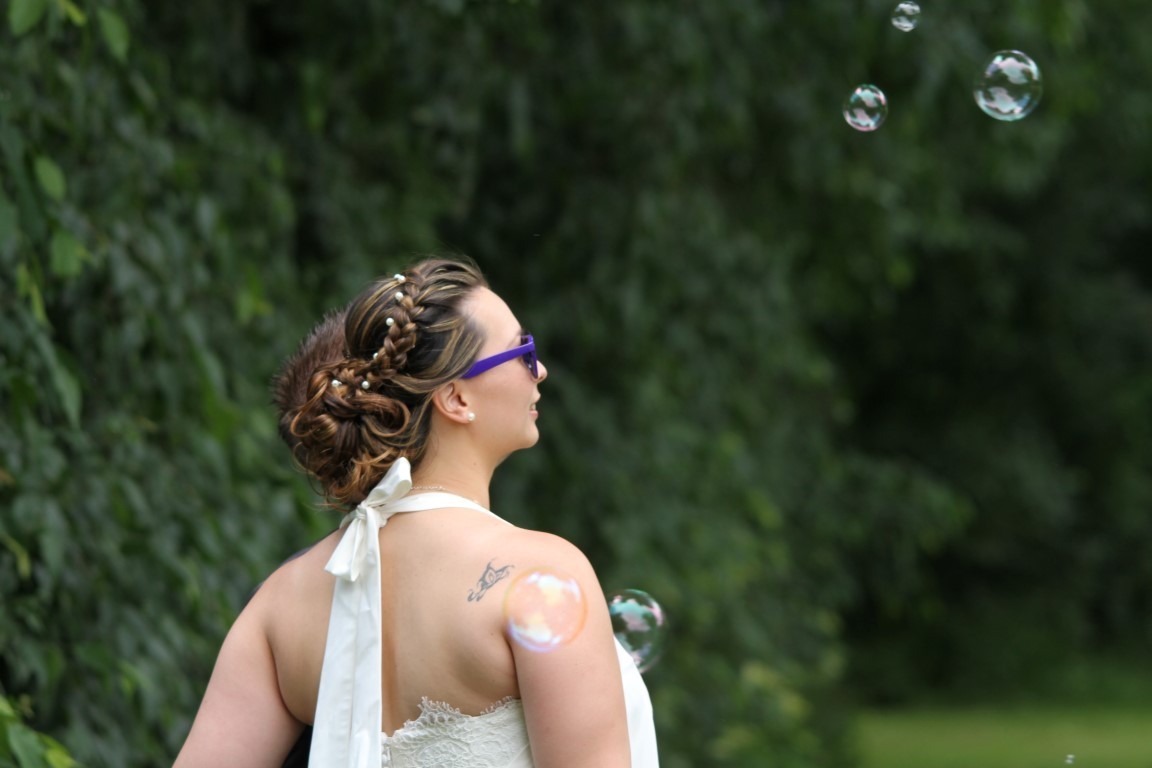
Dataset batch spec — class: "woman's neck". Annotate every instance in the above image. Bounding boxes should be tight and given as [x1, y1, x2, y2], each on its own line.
[409, 456, 494, 510]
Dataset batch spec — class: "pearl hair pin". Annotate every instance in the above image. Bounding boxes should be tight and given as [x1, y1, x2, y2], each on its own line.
[386, 318, 395, 327]
[393, 274, 405, 283]
[331, 379, 343, 387]
[361, 381, 371, 390]
[394, 292, 404, 301]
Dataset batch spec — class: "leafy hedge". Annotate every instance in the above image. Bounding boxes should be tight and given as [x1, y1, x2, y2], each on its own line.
[1, 0, 318, 763]
[3, 0, 1151, 766]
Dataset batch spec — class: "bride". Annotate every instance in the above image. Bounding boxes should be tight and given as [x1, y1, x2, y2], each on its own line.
[174, 257, 659, 767]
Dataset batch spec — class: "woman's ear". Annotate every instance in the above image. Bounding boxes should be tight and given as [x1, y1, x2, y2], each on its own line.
[431, 381, 474, 425]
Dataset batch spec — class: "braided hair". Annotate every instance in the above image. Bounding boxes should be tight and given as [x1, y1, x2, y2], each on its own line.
[283, 258, 488, 507]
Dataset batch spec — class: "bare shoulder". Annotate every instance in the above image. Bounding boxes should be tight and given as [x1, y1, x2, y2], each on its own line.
[244, 530, 341, 649]
[482, 525, 599, 582]
[270, 531, 339, 582]
[460, 522, 599, 589]
[174, 541, 325, 765]
[447, 523, 604, 615]
[495, 527, 632, 767]
[242, 531, 342, 723]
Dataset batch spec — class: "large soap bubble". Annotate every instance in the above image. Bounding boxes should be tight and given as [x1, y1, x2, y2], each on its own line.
[504, 568, 588, 653]
[843, 84, 889, 132]
[974, 50, 1043, 121]
[891, 1, 921, 32]
[608, 589, 668, 673]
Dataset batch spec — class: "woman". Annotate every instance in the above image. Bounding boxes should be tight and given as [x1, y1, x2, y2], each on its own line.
[174, 258, 658, 767]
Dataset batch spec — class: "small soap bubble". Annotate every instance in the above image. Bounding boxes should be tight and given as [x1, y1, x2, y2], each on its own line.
[974, 50, 1043, 121]
[843, 84, 889, 132]
[891, 1, 920, 32]
[1065, 756, 1075, 765]
[503, 568, 587, 653]
[608, 589, 668, 673]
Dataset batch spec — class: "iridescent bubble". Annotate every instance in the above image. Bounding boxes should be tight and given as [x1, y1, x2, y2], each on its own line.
[608, 589, 668, 673]
[1065, 757, 1075, 766]
[974, 50, 1043, 121]
[843, 84, 889, 132]
[891, 1, 920, 32]
[503, 568, 587, 653]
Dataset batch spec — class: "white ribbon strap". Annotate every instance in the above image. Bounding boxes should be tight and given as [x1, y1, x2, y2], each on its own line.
[309, 458, 412, 768]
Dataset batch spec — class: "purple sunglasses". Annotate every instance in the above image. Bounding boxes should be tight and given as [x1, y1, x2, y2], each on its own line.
[461, 334, 538, 379]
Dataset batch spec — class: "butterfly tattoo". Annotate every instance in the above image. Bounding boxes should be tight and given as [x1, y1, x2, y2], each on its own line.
[467, 560, 514, 602]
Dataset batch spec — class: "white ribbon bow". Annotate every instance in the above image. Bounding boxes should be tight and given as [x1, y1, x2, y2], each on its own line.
[310, 458, 412, 768]
[326, 457, 414, 582]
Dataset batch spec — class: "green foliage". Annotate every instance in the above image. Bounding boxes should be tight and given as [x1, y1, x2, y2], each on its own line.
[0, 2, 322, 764]
[7, 0, 48, 38]
[95, 10, 129, 63]
[1, 0, 1150, 766]
[0, 696, 76, 768]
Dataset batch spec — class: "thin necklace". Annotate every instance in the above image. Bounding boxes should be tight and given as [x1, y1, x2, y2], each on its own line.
[409, 485, 488, 509]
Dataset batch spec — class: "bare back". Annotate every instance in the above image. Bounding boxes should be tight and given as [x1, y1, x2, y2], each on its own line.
[175, 505, 636, 768]
[253, 506, 523, 735]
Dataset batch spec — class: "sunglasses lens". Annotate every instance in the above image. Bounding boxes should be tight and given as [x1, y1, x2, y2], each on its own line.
[522, 336, 538, 378]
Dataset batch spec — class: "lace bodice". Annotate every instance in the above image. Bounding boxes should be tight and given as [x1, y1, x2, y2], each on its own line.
[380, 698, 532, 768]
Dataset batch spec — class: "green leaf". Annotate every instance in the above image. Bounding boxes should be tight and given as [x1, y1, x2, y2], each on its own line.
[15, 263, 48, 325]
[8, 0, 48, 36]
[58, 0, 86, 25]
[0, 697, 16, 720]
[97, 8, 130, 62]
[0, 126, 47, 242]
[6, 723, 47, 768]
[31, 334, 81, 428]
[33, 157, 66, 202]
[0, 533, 32, 580]
[49, 230, 86, 278]
[42, 740, 76, 768]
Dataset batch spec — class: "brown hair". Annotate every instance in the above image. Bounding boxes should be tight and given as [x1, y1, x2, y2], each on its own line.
[272, 309, 349, 451]
[276, 258, 488, 507]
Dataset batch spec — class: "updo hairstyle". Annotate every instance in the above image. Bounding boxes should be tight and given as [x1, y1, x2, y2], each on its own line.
[272, 308, 348, 452]
[281, 258, 488, 507]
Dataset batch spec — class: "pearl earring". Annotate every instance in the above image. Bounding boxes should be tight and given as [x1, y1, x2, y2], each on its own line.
[467, 412, 476, 423]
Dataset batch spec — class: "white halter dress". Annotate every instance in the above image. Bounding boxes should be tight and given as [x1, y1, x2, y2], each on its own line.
[308, 458, 659, 768]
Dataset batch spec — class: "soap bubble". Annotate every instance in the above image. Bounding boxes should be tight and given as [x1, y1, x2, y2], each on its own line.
[503, 568, 587, 653]
[974, 50, 1042, 121]
[608, 589, 668, 673]
[891, 1, 920, 32]
[1065, 757, 1075, 766]
[843, 84, 889, 132]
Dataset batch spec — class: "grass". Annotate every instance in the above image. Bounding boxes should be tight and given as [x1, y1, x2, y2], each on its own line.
[856, 706, 1152, 768]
